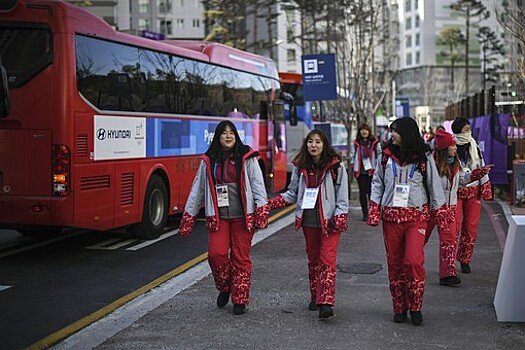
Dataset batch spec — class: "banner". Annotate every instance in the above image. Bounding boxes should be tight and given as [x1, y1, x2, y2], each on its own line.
[469, 114, 509, 185]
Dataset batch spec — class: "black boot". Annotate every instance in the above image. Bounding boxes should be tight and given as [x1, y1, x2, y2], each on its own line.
[439, 276, 461, 286]
[318, 304, 334, 319]
[460, 263, 471, 273]
[393, 311, 408, 323]
[233, 304, 246, 315]
[308, 301, 318, 311]
[410, 310, 423, 326]
[216, 292, 230, 308]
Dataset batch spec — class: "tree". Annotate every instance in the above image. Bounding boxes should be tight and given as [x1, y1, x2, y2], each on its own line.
[495, 1, 525, 87]
[438, 27, 465, 99]
[202, 0, 247, 49]
[477, 26, 504, 91]
[450, 0, 489, 96]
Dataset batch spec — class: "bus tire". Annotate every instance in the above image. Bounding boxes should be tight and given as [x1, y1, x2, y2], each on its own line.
[131, 174, 168, 240]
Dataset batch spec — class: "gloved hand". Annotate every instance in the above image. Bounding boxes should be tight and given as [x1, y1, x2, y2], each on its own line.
[268, 195, 289, 210]
[366, 201, 381, 226]
[470, 165, 492, 183]
[481, 181, 493, 201]
[434, 206, 449, 232]
[327, 213, 348, 234]
[178, 212, 196, 236]
[255, 204, 270, 229]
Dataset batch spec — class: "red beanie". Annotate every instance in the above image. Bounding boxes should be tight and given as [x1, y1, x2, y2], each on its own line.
[435, 129, 456, 150]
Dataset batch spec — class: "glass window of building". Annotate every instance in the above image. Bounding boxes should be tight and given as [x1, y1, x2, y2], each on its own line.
[176, 18, 184, 29]
[287, 49, 296, 64]
[415, 14, 420, 28]
[415, 32, 420, 46]
[405, 0, 411, 11]
[193, 19, 200, 28]
[416, 51, 420, 64]
[406, 34, 412, 48]
[415, 0, 418, 9]
[138, 18, 150, 30]
[405, 17, 411, 30]
[139, 0, 149, 13]
[159, 0, 171, 14]
[160, 20, 172, 36]
[406, 52, 412, 66]
[175, 0, 184, 6]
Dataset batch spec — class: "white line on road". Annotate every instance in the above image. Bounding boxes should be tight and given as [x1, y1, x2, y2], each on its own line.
[0, 285, 12, 292]
[126, 229, 179, 251]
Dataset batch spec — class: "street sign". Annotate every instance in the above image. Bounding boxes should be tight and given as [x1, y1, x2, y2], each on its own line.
[395, 97, 410, 117]
[301, 53, 337, 101]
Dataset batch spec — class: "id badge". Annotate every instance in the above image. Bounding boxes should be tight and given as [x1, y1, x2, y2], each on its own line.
[393, 184, 410, 207]
[301, 187, 319, 209]
[362, 157, 372, 171]
[216, 184, 229, 207]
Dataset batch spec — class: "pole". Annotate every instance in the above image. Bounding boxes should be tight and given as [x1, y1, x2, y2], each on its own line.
[391, 80, 396, 118]
[319, 100, 323, 122]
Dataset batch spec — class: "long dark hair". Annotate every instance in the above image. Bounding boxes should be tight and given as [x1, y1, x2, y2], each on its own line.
[293, 129, 341, 169]
[434, 148, 459, 178]
[356, 123, 374, 143]
[205, 121, 251, 182]
[387, 117, 429, 164]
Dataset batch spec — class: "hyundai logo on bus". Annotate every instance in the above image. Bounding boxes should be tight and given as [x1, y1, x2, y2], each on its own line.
[97, 128, 132, 140]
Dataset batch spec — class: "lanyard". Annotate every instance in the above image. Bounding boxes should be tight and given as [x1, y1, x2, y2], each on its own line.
[391, 161, 417, 184]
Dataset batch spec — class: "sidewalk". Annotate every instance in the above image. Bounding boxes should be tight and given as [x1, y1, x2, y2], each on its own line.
[57, 202, 525, 350]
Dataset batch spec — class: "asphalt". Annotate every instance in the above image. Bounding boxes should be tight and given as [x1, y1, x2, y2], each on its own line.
[52, 200, 525, 350]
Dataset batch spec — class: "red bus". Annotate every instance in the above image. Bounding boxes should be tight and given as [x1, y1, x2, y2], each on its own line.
[0, 0, 288, 239]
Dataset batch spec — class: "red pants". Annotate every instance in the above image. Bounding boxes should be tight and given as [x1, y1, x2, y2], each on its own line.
[383, 220, 426, 313]
[208, 218, 254, 305]
[303, 227, 341, 306]
[455, 197, 481, 264]
[425, 218, 458, 279]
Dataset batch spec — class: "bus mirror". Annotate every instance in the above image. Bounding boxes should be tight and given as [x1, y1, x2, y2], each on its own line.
[273, 100, 285, 121]
[289, 104, 298, 126]
[0, 63, 10, 118]
[260, 101, 268, 120]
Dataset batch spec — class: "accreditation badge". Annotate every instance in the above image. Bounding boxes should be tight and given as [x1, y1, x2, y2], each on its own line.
[216, 184, 229, 207]
[362, 157, 373, 171]
[393, 184, 410, 208]
[301, 187, 319, 209]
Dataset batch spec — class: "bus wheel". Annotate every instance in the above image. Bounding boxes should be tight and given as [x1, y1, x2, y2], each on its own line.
[131, 174, 168, 240]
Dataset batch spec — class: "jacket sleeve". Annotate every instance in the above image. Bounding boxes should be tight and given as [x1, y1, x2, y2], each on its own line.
[369, 156, 385, 205]
[179, 161, 207, 236]
[332, 162, 349, 232]
[279, 165, 300, 205]
[426, 155, 446, 210]
[246, 157, 270, 228]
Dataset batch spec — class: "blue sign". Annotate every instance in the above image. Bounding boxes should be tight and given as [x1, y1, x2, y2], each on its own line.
[301, 54, 338, 101]
[395, 98, 410, 118]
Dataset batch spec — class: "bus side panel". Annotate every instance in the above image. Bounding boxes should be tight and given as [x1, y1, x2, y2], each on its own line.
[113, 161, 141, 228]
[73, 162, 115, 230]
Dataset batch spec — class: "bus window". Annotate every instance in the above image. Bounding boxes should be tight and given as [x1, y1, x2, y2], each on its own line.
[0, 24, 53, 88]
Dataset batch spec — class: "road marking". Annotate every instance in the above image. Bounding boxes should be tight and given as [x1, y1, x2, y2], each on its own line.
[0, 285, 12, 292]
[126, 229, 178, 251]
[86, 238, 139, 250]
[0, 230, 87, 259]
[40, 207, 296, 350]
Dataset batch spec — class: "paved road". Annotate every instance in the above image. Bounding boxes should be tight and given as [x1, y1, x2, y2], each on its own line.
[53, 202, 525, 350]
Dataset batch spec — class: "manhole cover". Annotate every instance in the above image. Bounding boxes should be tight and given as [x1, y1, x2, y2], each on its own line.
[338, 263, 383, 274]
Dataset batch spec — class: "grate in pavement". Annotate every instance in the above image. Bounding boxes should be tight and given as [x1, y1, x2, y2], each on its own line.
[338, 263, 383, 274]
